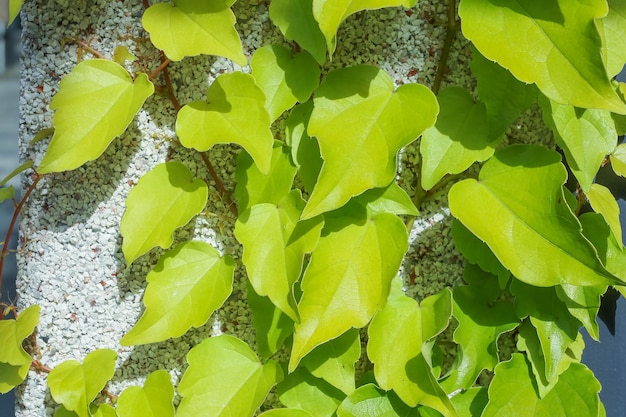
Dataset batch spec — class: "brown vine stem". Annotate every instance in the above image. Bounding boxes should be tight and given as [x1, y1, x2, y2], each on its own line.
[200, 152, 238, 217]
[63, 38, 107, 60]
[0, 173, 42, 314]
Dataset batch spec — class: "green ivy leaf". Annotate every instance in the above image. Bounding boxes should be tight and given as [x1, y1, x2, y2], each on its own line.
[304, 65, 438, 219]
[539, 95, 616, 191]
[596, 0, 626, 78]
[276, 367, 345, 417]
[449, 387, 488, 417]
[449, 144, 621, 287]
[610, 143, 626, 177]
[459, 0, 626, 114]
[587, 183, 623, 246]
[337, 383, 420, 417]
[269, 0, 327, 64]
[312, 0, 418, 55]
[0, 186, 15, 205]
[176, 72, 274, 174]
[511, 280, 580, 384]
[556, 283, 604, 341]
[482, 354, 601, 417]
[112, 45, 136, 65]
[47, 349, 117, 417]
[302, 328, 360, 395]
[235, 191, 324, 322]
[258, 409, 316, 417]
[420, 87, 496, 190]
[285, 102, 323, 194]
[38, 60, 154, 174]
[251, 45, 320, 122]
[0, 160, 34, 187]
[351, 182, 419, 217]
[247, 284, 294, 359]
[141, 0, 246, 65]
[177, 335, 283, 417]
[368, 281, 456, 415]
[120, 161, 208, 265]
[117, 370, 175, 417]
[442, 264, 518, 391]
[470, 49, 537, 141]
[121, 241, 234, 345]
[234, 142, 297, 215]
[290, 212, 408, 370]
[54, 404, 117, 417]
[0, 305, 40, 394]
[451, 220, 510, 288]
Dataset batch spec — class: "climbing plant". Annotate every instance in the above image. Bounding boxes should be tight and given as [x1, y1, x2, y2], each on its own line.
[2, 0, 626, 416]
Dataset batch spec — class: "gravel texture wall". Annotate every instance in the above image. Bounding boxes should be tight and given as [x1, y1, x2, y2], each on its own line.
[15, 0, 549, 415]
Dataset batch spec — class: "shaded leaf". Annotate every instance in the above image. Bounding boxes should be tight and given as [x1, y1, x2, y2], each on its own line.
[586, 183, 623, 247]
[337, 383, 420, 417]
[177, 335, 283, 417]
[539, 95, 616, 191]
[482, 354, 601, 417]
[304, 65, 438, 219]
[176, 72, 274, 174]
[0, 305, 40, 393]
[449, 387, 488, 417]
[47, 349, 117, 417]
[285, 101, 323, 194]
[449, 144, 621, 287]
[290, 212, 408, 370]
[0, 186, 15, 205]
[112, 45, 136, 65]
[596, 0, 626, 78]
[9, 0, 22, 25]
[556, 283, 604, 341]
[420, 87, 496, 190]
[276, 367, 345, 417]
[611, 143, 626, 177]
[459, 0, 626, 113]
[117, 370, 175, 417]
[247, 283, 294, 359]
[142, 0, 246, 64]
[0, 160, 34, 187]
[269, 0, 327, 64]
[121, 241, 234, 345]
[251, 45, 320, 122]
[38, 60, 154, 173]
[120, 162, 208, 265]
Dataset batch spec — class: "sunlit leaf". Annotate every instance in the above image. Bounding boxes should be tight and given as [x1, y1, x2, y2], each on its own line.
[235, 191, 324, 322]
[420, 87, 495, 190]
[304, 65, 438, 219]
[38, 60, 154, 173]
[47, 349, 117, 417]
[611, 143, 626, 177]
[121, 241, 234, 345]
[276, 367, 345, 417]
[596, 0, 626, 78]
[269, 0, 327, 64]
[586, 183, 623, 246]
[177, 335, 283, 417]
[117, 370, 174, 417]
[142, 0, 246, 64]
[459, 0, 626, 113]
[258, 409, 316, 417]
[482, 354, 601, 417]
[112, 45, 136, 65]
[0, 305, 40, 393]
[556, 283, 604, 341]
[449, 387, 488, 417]
[580, 213, 626, 291]
[312, 0, 418, 55]
[470, 49, 537, 140]
[176, 72, 274, 174]
[368, 281, 456, 415]
[251, 45, 320, 122]
[351, 182, 419, 217]
[449, 144, 621, 287]
[120, 162, 208, 265]
[302, 328, 360, 394]
[9, 0, 22, 25]
[539, 95, 616, 191]
[337, 383, 420, 417]
[0, 186, 15, 205]
[290, 212, 408, 370]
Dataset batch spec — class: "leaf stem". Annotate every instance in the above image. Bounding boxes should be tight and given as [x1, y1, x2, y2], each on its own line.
[0, 173, 42, 307]
[432, 0, 459, 95]
[63, 38, 107, 60]
[148, 57, 171, 81]
[200, 152, 238, 217]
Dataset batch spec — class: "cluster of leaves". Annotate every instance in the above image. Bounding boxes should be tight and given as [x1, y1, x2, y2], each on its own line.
[2, 0, 626, 416]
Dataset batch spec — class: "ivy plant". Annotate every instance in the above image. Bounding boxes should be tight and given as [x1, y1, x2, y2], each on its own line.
[2, 0, 626, 416]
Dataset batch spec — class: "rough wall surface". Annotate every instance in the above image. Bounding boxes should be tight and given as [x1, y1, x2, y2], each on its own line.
[15, 0, 549, 415]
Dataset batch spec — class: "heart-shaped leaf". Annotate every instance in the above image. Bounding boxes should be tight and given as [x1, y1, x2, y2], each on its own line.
[121, 241, 234, 345]
[290, 212, 408, 370]
[176, 72, 274, 174]
[235, 191, 324, 322]
[47, 349, 117, 417]
[304, 65, 438, 219]
[269, 0, 327, 64]
[420, 87, 496, 190]
[120, 161, 208, 265]
[539, 95, 616, 191]
[177, 335, 283, 417]
[449, 144, 621, 287]
[251, 45, 320, 122]
[459, 0, 626, 113]
[142, 0, 246, 64]
[38, 60, 154, 173]
[117, 370, 175, 417]
[0, 305, 40, 394]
